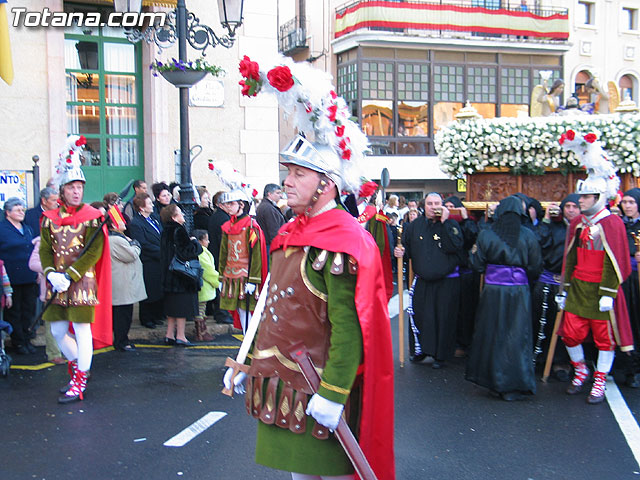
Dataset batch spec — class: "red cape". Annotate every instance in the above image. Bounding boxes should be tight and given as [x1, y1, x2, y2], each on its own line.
[562, 213, 633, 350]
[43, 205, 113, 350]
[221, 215, 268, 330]
[272, 208, 396, 480]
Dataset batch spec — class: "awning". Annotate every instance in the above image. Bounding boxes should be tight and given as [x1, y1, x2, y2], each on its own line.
[72, 1, 177, 8]
[335, 1, 569, 41]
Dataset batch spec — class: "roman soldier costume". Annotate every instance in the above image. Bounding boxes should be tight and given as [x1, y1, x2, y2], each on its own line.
[224, 55, 395, 479]
[557, 130, 633, 404]
[40, 135, 111, 404]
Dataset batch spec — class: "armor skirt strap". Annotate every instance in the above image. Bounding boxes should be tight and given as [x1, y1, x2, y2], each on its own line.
[259, 376, 279, 425]
[289, 390, 308, 434]
[275, 383, 294, 429]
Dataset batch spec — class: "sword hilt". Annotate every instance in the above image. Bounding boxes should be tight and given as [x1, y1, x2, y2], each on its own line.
[221, 357, 250, 398]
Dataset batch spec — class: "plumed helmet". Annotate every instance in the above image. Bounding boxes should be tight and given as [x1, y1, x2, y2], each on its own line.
[280, 135, 344, 191]
[220, 188, 250, 204]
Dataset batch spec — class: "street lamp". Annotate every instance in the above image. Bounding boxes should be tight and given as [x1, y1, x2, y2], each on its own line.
[115, 0, 244, 230]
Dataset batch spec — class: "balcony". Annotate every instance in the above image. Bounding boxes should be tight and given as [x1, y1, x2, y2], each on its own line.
[279, 16, 308, 56]
[335, 1, 569, 44]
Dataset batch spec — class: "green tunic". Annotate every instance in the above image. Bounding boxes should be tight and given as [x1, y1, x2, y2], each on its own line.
[40, 206, 104, 324]
[254, 248, 363, 476]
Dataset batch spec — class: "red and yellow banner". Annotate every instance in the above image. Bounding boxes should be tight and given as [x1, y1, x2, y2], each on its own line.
[335, 1, 569, 40]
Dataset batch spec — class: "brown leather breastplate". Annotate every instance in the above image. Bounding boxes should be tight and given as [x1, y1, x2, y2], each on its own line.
[47, 222, 98, 307]
[223, 230, 249, 279]
[249, 246, 329, 394]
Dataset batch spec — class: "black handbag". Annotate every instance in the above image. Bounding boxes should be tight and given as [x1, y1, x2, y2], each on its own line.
[168, 229, 204, 288]
[168, 255, 203, 288]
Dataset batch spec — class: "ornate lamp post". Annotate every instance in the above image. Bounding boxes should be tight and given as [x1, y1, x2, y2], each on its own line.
[115, 0, 244, 230]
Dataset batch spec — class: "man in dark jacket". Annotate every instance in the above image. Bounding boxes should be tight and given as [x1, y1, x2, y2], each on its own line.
[394, 192, 465, 367]
[24, 187, 58, 236]
[255, 183, 285, 253]
[207, 191, 239, 324]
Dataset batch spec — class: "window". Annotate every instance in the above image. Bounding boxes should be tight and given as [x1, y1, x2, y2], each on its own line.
[64, 16, 144, 201]
[620, 74, 636, 102]
[623, 7, 638, 31]
[578, 1, 595, 25]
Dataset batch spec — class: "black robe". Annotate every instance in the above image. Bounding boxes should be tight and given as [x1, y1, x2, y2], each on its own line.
[403, 215, 464, 362]
[531, 218, 570, 367]
[466, 223, 543, 394]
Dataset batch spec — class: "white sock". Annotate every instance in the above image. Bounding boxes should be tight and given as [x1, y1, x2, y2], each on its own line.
[597, 350, 615, 374]
[72, 323, 93, 372]
[566, 345, 585, 364]
[50, 321, 77, 361]
[237, 308, 249, 333]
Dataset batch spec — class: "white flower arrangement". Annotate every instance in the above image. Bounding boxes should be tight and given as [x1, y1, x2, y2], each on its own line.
[434, 113, 640, 177]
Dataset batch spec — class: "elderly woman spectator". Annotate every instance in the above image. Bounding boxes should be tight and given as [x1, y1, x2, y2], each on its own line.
[151, 182, 173, 217]
[0, 198, 38, 354]
[159, 204, 202, 346]
[108, 214, 147, 351]
[126, 193, 164, 329]
[193, 186, 213, 230]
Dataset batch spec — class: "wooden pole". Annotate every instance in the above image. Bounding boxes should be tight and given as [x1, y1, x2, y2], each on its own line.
[541, 308, 563, 383]
[397, 225, 405, 368]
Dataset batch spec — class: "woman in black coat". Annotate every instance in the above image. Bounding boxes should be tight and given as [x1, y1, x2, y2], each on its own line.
[159, 204, 202, 346]
[126, 193, 164, 329]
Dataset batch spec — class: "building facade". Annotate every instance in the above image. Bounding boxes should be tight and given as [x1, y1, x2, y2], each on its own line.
[0, 0, 280, 204]
[278, 0, 640, 200]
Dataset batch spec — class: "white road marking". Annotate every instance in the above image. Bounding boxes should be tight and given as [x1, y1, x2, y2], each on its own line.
[164, 411, 227, 447]
[607, 378, 640, 467]
[388, 290, 410, 318]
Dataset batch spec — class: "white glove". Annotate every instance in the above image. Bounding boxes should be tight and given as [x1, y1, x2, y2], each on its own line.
[47, 272, 71, 293]
[244, 283, 256, 295]
[555, 292, 567, 310]
[599, 296, 614, 312]
[223, 368, 247, 395]
[305, 393, 344, 431]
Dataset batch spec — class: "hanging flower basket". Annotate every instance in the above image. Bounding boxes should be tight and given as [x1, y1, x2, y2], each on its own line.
[160, 70, 208, 88]
[150, 58, 224, 88]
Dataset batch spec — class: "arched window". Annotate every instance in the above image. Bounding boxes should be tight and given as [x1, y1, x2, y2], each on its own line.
[574, 70, 592, 105]
[619, 74, 636, 102]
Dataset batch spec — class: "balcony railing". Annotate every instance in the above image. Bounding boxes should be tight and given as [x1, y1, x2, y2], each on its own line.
[279, 16, 308, 55]
[335, 0, 569, 42]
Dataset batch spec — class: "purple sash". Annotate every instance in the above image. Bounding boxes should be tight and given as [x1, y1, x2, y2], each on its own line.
[538, 269, 560, 286]
[459, 266, 473, 275]
[484, 264, 528, 286]
[631, 256, 637, 272]
[446, 266, 460, 278]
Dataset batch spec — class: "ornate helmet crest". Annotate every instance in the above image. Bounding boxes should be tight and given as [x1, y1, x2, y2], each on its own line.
[54, 135, 87, 187]
[237, 54, 369, 195]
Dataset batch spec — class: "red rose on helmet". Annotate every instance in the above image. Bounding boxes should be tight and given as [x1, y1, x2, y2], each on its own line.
[239, 79, 257, 97]
[328, 104, 338, 122]
[75, 135, 87, 147]
[566, 129, 575, 141]
[239, 55, 260, 81]
[341, 148, 352, 161]
[335, 125, 345, 137]
[208, 163, 214, 171]
[584, 133, 597, 143]
[267, 66, 294, 92]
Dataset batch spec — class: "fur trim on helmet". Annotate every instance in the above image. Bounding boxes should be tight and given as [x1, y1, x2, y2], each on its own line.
[209, 160, 257, 204]
[238, 54, 368, 194]
[559, 129, 620, 203]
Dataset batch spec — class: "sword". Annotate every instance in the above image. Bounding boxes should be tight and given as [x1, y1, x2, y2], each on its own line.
[221, 273, 270, 397]
[289, 344, 378, 480]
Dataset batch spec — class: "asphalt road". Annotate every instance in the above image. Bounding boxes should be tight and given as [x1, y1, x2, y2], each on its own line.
[3, 314, 640, 480]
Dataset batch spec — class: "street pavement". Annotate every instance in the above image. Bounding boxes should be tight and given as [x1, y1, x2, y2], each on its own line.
[2, 310, 640, 480]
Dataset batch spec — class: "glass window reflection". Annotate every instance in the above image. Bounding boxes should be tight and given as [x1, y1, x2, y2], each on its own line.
[398, 101, 428, 137]
[361, 100, 393, 136]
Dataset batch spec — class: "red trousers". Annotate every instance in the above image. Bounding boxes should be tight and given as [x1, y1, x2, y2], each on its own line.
[561, 311, 615, 351]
